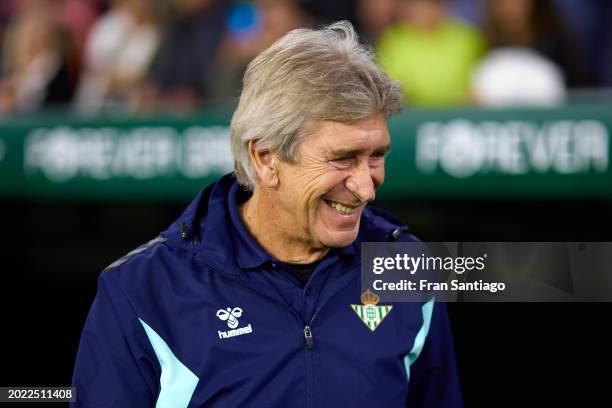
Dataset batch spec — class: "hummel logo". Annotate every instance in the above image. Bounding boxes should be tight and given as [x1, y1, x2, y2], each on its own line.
[216, 307, 243, 328]
[216, 307, 253, 339]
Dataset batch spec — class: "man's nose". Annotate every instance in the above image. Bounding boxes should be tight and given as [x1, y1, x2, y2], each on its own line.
[345, 162, 375, 204]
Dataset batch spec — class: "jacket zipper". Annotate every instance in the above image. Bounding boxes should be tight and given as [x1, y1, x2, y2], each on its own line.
[304, 310, 321, 408]
[304, 325, 314, 350]
[304, 323, 314, 408]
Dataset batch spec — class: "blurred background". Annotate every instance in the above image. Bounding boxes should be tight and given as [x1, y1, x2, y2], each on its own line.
[0, 0, 611, 406]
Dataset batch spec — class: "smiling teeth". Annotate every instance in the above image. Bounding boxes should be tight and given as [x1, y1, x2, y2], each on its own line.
[328, 201, 356, 214]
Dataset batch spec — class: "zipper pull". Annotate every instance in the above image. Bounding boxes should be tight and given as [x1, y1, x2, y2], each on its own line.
[304, 325, 314, 350]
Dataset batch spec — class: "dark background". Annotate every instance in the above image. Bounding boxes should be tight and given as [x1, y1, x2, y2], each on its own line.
[1, 0, 611, 405]
[1, 198, 610, 407]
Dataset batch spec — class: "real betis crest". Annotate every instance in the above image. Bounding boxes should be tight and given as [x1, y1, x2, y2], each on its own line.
[351, 290, 393, 332]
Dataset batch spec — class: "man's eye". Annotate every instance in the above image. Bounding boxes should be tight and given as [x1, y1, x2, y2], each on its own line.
[330, 157, 353, 168]
[369, 153, 386, 165]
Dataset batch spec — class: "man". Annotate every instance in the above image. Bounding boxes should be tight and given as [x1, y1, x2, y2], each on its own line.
[72, 21, 462, 407]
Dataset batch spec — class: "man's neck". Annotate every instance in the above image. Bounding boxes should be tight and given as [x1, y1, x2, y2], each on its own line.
[238, 189, 328, 264]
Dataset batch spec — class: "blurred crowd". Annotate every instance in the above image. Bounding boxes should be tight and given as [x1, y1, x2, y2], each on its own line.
[0, 0, 610, 115]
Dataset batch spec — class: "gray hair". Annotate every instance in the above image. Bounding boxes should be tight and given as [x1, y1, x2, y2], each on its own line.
[230, 20, 403, 190]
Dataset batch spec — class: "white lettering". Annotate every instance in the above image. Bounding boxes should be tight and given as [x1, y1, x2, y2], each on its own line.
[23, 126, 234, 182]
[416, 120, 610, 177]
[217, 324, 253, 339]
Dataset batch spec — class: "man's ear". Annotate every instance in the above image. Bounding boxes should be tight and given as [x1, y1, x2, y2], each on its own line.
[248, 140, 279, 188]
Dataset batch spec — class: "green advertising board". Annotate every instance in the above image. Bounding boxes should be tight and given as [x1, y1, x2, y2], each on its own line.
[385, 104, 611, 199]
[0, 104, 610, 201]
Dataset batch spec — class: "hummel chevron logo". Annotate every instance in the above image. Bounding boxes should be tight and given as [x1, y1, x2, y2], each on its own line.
[216, 307, 253, 339]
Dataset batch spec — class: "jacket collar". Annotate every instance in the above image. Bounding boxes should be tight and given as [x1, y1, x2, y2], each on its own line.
[160, 174, 242, 277]
[161, 174, 397, 277]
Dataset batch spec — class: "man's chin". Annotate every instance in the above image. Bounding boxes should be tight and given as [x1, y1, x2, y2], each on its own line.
[319, 229, 360, 249]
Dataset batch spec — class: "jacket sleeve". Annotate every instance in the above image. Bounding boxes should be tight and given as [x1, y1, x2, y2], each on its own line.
[71, 272, 159, 407]
[405, 300, 463, 408]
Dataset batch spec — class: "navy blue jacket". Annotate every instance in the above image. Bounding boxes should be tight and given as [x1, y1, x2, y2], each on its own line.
[72, 174, 462, 407]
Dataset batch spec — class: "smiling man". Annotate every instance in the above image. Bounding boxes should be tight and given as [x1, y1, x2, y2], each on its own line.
[72, 21, 462, 407]
[239, 116, 390, 262]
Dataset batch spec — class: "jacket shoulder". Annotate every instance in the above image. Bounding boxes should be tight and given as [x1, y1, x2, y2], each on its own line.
[361, 206, 420, 242]
[97, 235, 192, 315]
[101, 235, 181, 290]
[104, 236, 168, 272]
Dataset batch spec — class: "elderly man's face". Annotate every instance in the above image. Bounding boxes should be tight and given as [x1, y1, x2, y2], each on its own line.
[275, 114, 390, 249]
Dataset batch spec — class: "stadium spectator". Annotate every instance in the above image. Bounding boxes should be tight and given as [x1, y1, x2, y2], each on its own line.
[74, 0, 161, 113]
[471, 48, 566, 107]
[376, 0, 484, 108]
[0, 0, 77, 113]
[448, 0, 482, 26]
[553, 0, 612, 86]
[300, 0, 357, 25]
[599, 4, 612, 86]
[146, 0, 229, 112]
[58, 0, 101, 65]
[356, 0, 398, 45]
[213, 0, 311, 98]
[482, 0, 586, 88]
[0, 1, 16, 93]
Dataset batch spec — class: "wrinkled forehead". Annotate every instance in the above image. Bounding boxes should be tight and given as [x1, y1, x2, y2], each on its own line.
[304, 114, 391, 154]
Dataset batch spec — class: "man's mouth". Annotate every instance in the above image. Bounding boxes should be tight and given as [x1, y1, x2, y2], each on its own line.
[324, 200, 358, 215]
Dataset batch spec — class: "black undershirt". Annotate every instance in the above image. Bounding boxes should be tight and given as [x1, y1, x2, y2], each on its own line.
[276, 260, 321, 288]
